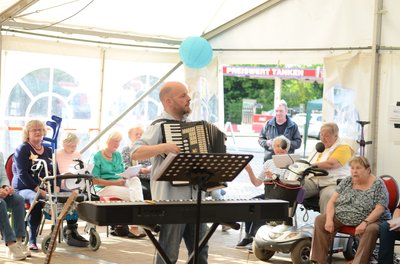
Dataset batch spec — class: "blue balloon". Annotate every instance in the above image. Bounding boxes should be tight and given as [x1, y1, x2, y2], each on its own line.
[179, 36, 213, 69]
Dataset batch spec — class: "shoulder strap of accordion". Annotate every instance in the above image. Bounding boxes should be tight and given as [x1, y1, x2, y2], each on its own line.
[150, 119, 181, 126]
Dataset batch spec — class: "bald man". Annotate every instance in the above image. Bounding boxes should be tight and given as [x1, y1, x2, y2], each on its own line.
[131, 81, 209, 264]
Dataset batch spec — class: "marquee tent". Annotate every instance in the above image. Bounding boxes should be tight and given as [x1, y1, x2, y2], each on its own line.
[1, 0, 400, 177]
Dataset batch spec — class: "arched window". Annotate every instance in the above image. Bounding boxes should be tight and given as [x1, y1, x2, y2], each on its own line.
[6, 67, 91, 122]
[3, 67, 92, 154]
[107, 74, 163, 126]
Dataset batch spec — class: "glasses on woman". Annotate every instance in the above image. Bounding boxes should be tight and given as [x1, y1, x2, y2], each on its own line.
[29, 128, 43, 133]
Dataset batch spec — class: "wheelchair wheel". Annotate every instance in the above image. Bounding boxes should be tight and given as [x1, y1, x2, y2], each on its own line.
[62, 225, 68, 241]
[41, 234, 56, 254]
[343, 236, 358, 260]
[252, 243, 275, 261]
[88, 228, 101, 251]
[291, 239, 311, 264]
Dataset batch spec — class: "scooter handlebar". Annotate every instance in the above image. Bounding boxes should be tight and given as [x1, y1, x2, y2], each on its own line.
[304, 166, 328, 177]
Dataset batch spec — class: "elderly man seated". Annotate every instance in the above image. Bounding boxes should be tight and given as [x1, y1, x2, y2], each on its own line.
[303, 122, 354, 214]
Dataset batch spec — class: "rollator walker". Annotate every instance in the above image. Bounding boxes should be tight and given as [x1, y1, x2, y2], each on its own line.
[26, 157, 101, 253]
[24, 115, 101, 253]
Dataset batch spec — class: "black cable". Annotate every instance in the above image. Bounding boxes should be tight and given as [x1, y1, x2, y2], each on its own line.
[21, 0, 95, 31]
[13, 0, 81, 19]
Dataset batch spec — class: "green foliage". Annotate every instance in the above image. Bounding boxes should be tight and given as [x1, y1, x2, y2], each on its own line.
[223, 65, 323, 124]
[224, 76, 274, 123]
[281, 79, 323, 109]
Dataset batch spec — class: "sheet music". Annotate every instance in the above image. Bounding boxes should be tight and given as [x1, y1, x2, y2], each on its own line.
[117, 165, 142, 179]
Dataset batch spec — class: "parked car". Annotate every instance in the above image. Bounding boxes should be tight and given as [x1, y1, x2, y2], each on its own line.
[292, 113, 322, 139]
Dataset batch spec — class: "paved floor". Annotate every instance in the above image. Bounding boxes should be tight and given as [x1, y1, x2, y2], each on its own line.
[0, 223, 351, 264]
[0, 136, 351, 264]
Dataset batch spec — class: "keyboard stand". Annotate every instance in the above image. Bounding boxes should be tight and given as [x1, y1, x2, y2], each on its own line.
[156, 153, 253, 264]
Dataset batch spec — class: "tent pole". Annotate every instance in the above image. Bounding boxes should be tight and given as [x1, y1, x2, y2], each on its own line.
[0, 0, 39, 25]
[79, 62, 182, 154]
[368, 0, 383, 172]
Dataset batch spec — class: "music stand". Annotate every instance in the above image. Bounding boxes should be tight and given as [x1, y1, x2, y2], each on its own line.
[155, 153, 253, 264]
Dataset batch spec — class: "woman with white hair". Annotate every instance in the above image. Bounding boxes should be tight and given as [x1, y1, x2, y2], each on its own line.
[91, 131, 144, 238]
[56, 132, 89, 247]
[236, 135, 291, 248]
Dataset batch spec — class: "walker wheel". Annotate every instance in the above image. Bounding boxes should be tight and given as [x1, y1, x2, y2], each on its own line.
[62, 225, 69, 241]
[23, 228, 29, 245]
[89, 228, 101, 251]
[41, 234, 56, 254]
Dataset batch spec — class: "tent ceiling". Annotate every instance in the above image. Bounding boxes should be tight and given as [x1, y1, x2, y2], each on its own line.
[0, 0, 267, 47]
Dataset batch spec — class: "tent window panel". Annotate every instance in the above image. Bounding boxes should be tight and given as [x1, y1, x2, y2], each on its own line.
[1, 50, 102, 157]
[7, 84, 30, 116]
[22, 69, 50, 96]
[106, 75, 163, 123]
[30, 97, 49, 118]
[102, 60, 182, 132]
[70, 93, 91, 119]
[53, 68, 77, 97]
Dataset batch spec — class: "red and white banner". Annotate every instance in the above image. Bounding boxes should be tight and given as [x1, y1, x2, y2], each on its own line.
[223, 66, 323, 80]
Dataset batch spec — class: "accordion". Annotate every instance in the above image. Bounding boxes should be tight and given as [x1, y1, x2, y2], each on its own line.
[161, 120, 226, 154]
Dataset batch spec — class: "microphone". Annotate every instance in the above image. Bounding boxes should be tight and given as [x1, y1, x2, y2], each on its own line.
[280, 140, 295, 166]
[315, 142, 325, 152]
[280, 140, 288, 150]
[309, 142, 326, 163]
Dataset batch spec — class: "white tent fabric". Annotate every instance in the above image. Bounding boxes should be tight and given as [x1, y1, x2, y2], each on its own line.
[1, 0, 400, 176]
[0, 0, 266, 45]
[323, 52, 372, 159]
[210, 0, 400, 64]
[376, 53, 400, 177]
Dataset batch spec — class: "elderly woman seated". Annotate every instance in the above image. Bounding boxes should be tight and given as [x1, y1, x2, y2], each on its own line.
[310, 156, 391, 264]
[236, 135, 291, 248]
[92, 131, 145, 238]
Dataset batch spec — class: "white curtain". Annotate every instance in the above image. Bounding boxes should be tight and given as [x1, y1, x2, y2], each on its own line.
[185, 58, 220, 124]
[323, 52, 372, 154]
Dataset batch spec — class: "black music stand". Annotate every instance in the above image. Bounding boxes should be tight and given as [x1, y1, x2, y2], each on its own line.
[154, 153, 253, 264]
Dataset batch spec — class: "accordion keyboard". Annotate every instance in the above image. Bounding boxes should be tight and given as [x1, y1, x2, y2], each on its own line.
[162, 122, 209, 153]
